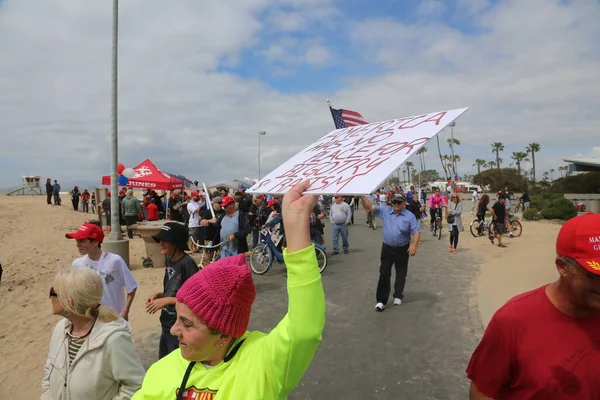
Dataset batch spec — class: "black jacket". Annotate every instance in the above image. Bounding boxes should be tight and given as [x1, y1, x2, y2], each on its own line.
[45, 181, 53, 195]
[212, 211, 251, 254]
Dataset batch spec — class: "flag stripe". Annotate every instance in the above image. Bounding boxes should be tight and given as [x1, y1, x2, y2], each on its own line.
[329, 106, 368, 129]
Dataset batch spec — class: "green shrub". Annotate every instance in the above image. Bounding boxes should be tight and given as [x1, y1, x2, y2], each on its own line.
[540, 197, 577, 220]
[530, 193, 563, 210]
[523, 208, 542, 221]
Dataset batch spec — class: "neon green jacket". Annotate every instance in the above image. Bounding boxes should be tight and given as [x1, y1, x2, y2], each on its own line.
[132, 245, 325, 400]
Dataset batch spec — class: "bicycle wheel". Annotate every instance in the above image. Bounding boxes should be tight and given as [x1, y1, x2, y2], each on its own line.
[510, 220, 523, 237]
[470, 220, 482, 237]
[315, 247, 327, 273]
[437, 221, 442, 240]
[250, 244, 272, 275]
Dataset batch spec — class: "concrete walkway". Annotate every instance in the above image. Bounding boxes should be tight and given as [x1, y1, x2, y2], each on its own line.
[251, 213, 483, 399]
[135, 213, 485, 399]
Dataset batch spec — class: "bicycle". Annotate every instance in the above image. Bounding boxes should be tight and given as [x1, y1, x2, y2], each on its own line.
[188, 234, 228, 267]
[506, 213, 523, 237]
[366, 210, 377, 230]
[470, 215, 493, 237]
[431, 207, 443, 240]
[513, 201, 523, 213]
[250, 229, 328, 275]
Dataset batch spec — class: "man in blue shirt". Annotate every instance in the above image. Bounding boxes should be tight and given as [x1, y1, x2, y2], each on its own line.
[361, 194, 420, 311]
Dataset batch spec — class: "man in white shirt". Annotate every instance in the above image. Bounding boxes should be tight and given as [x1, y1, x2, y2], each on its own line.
[187, 192, 203, 253]
[66, 223, 137, 320]
[471, 190, 480, 215]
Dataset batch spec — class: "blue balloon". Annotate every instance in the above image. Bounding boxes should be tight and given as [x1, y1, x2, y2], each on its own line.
[118, 175, 129, 185]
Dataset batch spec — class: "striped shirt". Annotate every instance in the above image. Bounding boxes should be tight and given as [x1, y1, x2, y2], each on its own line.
[68, 338, 85, 364]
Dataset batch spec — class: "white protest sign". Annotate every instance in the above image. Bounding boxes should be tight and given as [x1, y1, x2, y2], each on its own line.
[248, 107, 468, 195]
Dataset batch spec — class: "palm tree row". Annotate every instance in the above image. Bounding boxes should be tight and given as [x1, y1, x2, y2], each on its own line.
[484, 142, 541, 181]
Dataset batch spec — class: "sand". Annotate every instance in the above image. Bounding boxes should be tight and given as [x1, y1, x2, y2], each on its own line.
[0, 195, 563, 398]
[0, 194, 168, 399]
[459, 214, 563, 328]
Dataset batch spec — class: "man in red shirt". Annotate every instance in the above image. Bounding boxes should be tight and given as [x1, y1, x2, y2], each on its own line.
[147, 198, 159, 221]
[467, 212, 600, 399]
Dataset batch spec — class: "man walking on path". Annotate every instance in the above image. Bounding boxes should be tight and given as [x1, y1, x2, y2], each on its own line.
[121, 189, 143, 239]
[45, 178, 53, 205]
[467, 212, 600, 399]
[361, 194, 420, 311]
[66, 223, 138, 320]
[330, 195, 352, 255]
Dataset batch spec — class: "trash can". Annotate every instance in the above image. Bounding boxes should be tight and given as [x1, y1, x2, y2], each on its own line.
[130, 220, 169, 269]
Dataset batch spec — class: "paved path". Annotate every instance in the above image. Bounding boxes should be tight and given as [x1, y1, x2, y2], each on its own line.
[136, 212, 485, 400]
[250, 212, 484, 400]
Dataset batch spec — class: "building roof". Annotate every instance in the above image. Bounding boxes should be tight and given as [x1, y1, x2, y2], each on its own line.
[563, 158, 600, 172]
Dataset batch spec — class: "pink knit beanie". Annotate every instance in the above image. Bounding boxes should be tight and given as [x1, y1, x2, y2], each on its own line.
[176, 254, 256, 338]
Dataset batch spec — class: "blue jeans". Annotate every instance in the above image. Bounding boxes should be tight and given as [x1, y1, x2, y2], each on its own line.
[332, 224, 349, 253]
[221, 245, 237, 259]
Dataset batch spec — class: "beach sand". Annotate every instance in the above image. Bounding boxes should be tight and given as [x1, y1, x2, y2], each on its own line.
[0, 195, 563, 398]
[459, 214, 562, 328]
[0, 194, 168, 399]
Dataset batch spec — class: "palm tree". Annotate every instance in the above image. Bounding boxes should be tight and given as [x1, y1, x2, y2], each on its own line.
[543, 171, 550, 181]
[447, 137, 461, 175]
[526, 143, 541, 182]
[473, 159, 487, 174]
[491, 142, 504, 169]
[416, 147, 428, 172]
[511, 151, 530, 175]
[402, 169, 407, 182]
[436, 135, 449, 179]
[549, 168, 555, 180]
[406, 161, 414, 184]
[559, 165, 569, 177]
[488, 160, 497, 169]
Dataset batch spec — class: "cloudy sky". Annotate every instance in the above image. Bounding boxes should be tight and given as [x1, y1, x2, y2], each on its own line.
[0, 0, 599, 189]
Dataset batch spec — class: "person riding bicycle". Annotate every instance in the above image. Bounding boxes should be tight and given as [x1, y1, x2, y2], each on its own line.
[264, 199, 285, 249]
[428, 187, 448, 231]
[309, 204, 325, 245]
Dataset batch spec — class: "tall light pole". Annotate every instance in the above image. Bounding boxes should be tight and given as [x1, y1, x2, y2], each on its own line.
[449, 121, 456, 178]
[109, 0, 121, 241]
[258, 131, 266, 180]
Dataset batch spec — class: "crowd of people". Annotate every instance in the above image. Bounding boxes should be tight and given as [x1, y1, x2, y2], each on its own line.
[40, 178, 600, 398]
[43, 181, 325, 399]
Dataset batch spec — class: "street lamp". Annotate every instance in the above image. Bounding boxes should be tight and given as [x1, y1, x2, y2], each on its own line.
[109, 0, 121, 241]
[258, 131, 266, 180]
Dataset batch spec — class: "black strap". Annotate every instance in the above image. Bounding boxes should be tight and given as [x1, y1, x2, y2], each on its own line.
[176, 361, 196, 400]
[224, 339, 245, 362]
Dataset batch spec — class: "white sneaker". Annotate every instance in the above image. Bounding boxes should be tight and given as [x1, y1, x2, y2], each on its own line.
[375, 302, 385, 312]
[394, 298, 402, 306]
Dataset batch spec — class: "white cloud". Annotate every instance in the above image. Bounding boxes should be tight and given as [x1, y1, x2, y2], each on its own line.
[0, 0, 599, 188]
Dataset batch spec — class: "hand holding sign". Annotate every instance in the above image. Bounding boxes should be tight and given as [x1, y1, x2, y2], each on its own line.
[249, 108, 468, 195]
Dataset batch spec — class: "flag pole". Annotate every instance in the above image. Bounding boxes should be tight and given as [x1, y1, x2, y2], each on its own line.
[326, 99, 338, 129]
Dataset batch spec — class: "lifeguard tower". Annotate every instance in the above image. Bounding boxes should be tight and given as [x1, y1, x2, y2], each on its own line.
[6, 175, 44, 196]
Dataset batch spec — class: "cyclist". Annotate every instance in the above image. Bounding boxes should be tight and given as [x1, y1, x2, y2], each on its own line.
[428, 187, 447, 232]
[476, 195, 491, 236]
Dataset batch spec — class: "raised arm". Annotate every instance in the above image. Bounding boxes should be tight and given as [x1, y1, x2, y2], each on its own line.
[263, 180, 326, 396]
[361, 196, 375, 212]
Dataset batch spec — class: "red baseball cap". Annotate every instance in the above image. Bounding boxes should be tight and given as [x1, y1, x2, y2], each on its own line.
[221, 196, 235, 208]
[557, 213, 600, 274]
[267, 199, 278, 208]
[65, 223, 105, 244]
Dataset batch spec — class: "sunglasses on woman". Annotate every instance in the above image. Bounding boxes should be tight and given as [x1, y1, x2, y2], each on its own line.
[49, 287, 58, 297]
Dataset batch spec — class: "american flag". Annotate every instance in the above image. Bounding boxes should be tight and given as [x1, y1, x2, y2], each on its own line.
[329, 107, 368, 129]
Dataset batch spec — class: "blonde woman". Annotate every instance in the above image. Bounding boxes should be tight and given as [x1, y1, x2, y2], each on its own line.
[42, 267, 144, 400]
[447, 193, 464, 253]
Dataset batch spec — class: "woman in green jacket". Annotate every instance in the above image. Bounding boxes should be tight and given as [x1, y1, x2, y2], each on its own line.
[133, 180, 326, 400]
